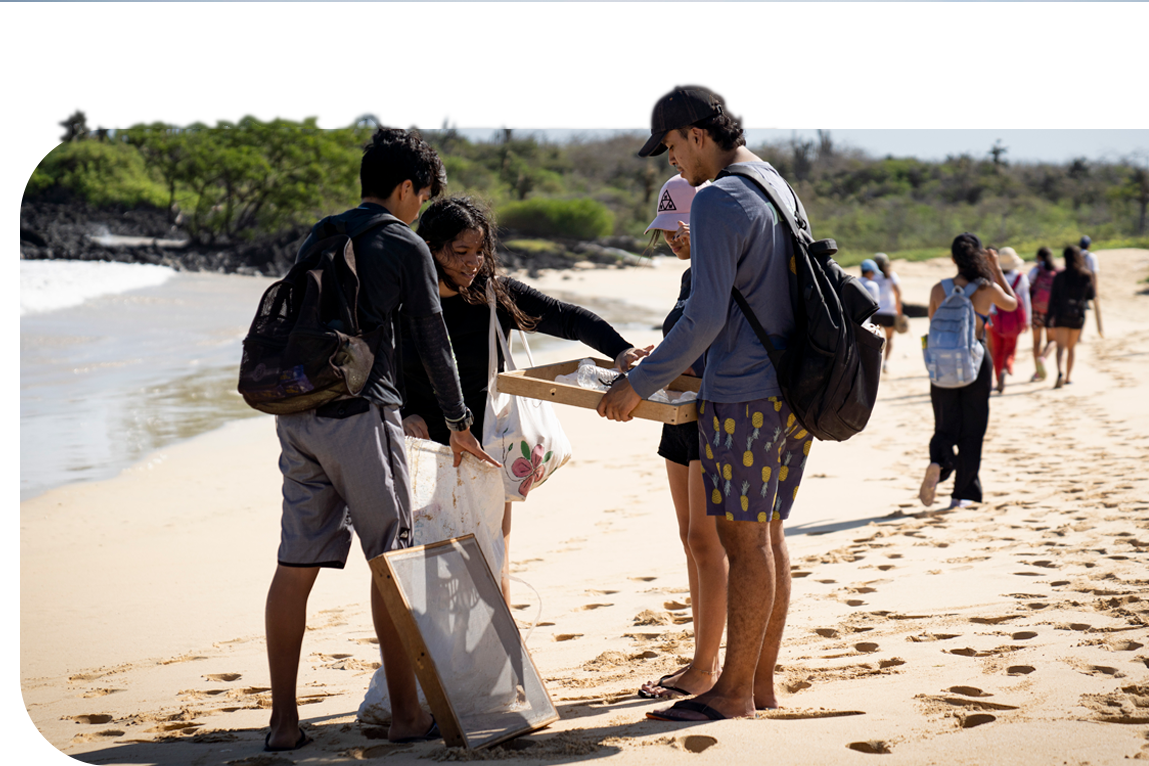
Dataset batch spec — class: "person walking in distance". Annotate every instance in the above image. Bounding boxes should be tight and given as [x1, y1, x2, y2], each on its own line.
[1046, 244, 1096, 389]
[871, 253, 904, 373]
[984, 246, 1030, 394]
[919, 235, 1018, 510]
[599, 86, 811, 721]
[1027, 246, 1058, 381]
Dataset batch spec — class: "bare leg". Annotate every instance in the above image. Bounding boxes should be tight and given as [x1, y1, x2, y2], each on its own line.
[882, 326, 894, 370]
[1054, 328, 1068, 387]
[645, 461, 727, 697]
[266, 565, 319, 749]
[500, 501, 512, 605]
[371, 578, 434, 741]
[653, 518, 771, 720]
[752, 519, 789, 709]
[1064, 328, 1082, 383]
[643, 463, 721, 698]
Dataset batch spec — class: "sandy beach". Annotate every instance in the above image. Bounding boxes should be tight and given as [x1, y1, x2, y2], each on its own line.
[19, 249, 1149, 765]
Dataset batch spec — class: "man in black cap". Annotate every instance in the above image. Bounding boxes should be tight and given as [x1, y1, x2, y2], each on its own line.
[599, 86, 813, 721]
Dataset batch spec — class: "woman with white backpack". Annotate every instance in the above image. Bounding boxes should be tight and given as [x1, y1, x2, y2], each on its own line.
[919, 233, 1019, 509]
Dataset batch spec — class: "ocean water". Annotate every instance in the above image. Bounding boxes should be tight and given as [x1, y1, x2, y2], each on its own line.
[21, 259, 176, 316]
[19, 260, 662, 502]
[20, 260, 274, 501]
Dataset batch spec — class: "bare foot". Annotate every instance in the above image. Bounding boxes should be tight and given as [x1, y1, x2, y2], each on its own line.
[388, 709, 435, 743]
[919, 463, 941, 506]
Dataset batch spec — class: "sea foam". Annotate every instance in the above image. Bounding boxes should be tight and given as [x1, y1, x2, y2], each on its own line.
[20, 259, 175, 316]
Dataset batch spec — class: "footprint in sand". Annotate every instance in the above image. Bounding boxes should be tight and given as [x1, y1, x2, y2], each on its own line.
[855, 642, 880, 654]
[80, 689, 125, 698]
[970, 616, 1019, 625]
[815, 628, 840, 638]
[908, 633, 960, 642]
[845, 600, 866, 607]
[72, 729, 126, 743]
[663, 600, 689, 611]
[575, 603, 614, 611]
[585, 589, 619, 595]
[629, 576, 658, 582]
[203, 673, 242, 682]
[877, 565, 896, 571]
[679, 735, 718, 753]
[68, 714, 114, 724]
[554, 634, 583, 642]
[1007, 665, 1036, 675]
[762, 709, 866, 720]
[847, 740, 891, 754]
[1011, 631, 1038, 640]
[959, 713, 996, 729]
[947, 686, 991, 697]
[792, 571, 812, 578]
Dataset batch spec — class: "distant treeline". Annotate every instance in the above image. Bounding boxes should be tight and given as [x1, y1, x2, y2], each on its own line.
[26, 112, 1149, 263]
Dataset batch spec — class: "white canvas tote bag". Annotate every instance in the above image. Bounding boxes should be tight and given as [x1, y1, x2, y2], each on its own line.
[481, 282, 572, 502]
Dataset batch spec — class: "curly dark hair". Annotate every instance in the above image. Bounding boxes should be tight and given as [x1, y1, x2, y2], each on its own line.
[417, 196, 538, 331]
[951, 232, 995, 284]
[360, 127, 447, 201]
[671, 108, 744, 151]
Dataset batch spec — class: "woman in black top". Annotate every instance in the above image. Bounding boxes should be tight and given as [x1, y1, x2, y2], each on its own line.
[635, 175, 728, 702]
[401, 196, 645, 600]
[1046, 245, 1096, 388]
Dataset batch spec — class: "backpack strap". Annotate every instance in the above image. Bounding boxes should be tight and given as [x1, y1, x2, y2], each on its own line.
[717, 164, 811, 242]
[731, 287, 785, 370]
[719, 165, 813, 371]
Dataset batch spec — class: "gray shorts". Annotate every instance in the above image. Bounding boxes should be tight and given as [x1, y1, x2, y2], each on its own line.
[275, 403, 412, 568]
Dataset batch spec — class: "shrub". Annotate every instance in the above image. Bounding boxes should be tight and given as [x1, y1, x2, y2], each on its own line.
[27, 140, 167, 208]
[496, 197, 615, 239]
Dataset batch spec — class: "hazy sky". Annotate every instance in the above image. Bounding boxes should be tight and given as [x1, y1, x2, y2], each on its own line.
[4, 3, 1146, 176]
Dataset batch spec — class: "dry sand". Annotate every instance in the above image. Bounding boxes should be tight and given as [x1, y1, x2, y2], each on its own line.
[19, 250, 1149, 765]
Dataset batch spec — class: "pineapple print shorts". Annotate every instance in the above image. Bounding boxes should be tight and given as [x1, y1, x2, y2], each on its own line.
[698, 396, 812, 523]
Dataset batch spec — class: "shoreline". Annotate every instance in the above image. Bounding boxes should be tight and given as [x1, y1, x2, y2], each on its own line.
[18, 250, 1149, 764]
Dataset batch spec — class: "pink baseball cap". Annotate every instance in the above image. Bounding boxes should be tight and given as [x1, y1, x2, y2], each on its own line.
[644, 174, 709, 233]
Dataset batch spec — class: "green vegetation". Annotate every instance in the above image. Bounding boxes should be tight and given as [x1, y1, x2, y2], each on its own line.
[26, 112, 1149, 257]
[497, 197, 614, 239]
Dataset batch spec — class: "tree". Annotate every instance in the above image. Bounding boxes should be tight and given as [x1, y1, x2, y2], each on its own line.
[59, 111, 89, 142]
[989, 139, 1008, 167]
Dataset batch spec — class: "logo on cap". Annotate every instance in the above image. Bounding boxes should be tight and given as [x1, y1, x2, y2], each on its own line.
[657, 190, 677, 213]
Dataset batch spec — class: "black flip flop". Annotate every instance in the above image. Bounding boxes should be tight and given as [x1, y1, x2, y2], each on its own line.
[390, 717, 441, 744]
[264, 727, 311, 752]
[646, 699, 728, 722]
[637, 670, 687, 699]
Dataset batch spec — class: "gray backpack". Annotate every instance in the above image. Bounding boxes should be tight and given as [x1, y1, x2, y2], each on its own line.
[923, 278, 984, 388]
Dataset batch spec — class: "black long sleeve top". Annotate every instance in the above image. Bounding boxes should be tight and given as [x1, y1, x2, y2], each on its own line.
[401, 274, 633, 445]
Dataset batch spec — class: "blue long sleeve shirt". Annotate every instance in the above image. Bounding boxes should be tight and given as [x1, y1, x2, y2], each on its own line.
[627, 161, 802, 403]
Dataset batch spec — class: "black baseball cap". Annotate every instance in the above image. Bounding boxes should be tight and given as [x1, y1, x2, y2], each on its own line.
[638, 86, 723, 158]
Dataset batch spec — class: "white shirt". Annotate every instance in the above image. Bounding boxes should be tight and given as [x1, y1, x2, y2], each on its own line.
[873, 271, 900, 315]
[1082, 249, 1098, 274]
[861, 276, 881, 304]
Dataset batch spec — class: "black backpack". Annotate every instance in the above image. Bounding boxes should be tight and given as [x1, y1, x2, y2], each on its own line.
[237, 213, 400, 415]
[718, 165, 884, 442]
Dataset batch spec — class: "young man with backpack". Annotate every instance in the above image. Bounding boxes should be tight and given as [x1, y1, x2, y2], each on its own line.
[263, 127, 499, 751]
[598, 86, 818, 721]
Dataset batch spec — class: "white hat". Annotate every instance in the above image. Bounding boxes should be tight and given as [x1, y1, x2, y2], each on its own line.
[645, 175, 709, 233]
[997, 246, 1024, 272]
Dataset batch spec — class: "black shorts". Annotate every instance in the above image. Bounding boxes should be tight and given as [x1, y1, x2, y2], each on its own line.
[658, 421, 700, 466]
[873, 313, 896, 328]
